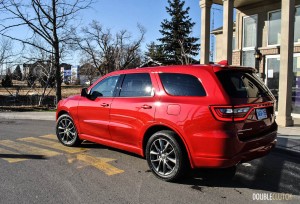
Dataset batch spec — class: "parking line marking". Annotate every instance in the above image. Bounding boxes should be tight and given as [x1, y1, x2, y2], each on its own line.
[19, 137, 87, 154]
[39, 134, 57, 141]
[0, 147, 28, 163]
[74, 153, 124, 176]
[0, 140, 60, 158]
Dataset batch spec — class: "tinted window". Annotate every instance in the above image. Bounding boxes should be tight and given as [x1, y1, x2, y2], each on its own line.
[216, 71, 271, 98]
[119, 73, 153, 97]
[90, 75, 119, 97]
[159, 73, 206, 96]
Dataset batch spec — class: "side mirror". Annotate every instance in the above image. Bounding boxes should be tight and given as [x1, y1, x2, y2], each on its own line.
[89, 91, 103, 100]
[81, 88, 89, 97]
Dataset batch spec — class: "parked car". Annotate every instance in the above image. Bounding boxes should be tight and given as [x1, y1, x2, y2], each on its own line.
[56, 64, 277, 181]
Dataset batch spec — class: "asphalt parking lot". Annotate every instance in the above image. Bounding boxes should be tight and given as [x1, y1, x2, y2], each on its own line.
[0, 119, 299, 204]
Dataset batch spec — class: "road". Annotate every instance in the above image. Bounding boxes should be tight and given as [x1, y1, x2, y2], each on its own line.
[0, 119, 299, 204]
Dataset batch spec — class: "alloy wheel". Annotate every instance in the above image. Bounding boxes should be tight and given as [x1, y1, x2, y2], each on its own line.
[149, 138, 177, 176]
[57, 116, 77, 145]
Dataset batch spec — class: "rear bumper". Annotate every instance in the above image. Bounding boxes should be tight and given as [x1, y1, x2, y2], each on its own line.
[191, 130, 277, 168]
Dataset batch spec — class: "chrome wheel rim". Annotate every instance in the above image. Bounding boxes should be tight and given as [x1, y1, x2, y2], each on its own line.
[150, 138, 177, 176]
[57, 117, 77, 145]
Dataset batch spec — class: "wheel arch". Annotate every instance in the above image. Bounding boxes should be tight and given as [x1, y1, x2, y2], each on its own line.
[56, 110, 69, 120]
[142, 124, 193, 168]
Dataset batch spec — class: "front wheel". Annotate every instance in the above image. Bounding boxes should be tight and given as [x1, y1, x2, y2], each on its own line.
[145, 130, 188, 182]
[56, 114, 82, 147]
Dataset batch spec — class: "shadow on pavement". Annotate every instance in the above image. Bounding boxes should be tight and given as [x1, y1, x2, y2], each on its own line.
[0, 154, 46, 159]
[179, 151, 300, 195]
[76, 140, 300, 195]
[80, 141, 144, 159]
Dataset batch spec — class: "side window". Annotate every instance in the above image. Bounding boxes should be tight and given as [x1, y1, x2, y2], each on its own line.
[119, 73, 153, 97]
[159, 73, 206, 96]
[90, 75, 119, 97]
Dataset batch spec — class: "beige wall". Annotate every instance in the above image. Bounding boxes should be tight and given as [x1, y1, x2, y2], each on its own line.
[214, 34, 223, 62]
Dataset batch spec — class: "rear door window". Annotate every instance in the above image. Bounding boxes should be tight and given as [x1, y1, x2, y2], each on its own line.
[159, 73, 206, 96]
[119, 73, 153, 97]
[216, 71, 271, 98]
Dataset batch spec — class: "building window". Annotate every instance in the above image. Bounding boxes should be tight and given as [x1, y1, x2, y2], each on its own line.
[268, 10, 281, 46]
[242, 50, 256, 67]
[265, 54, 300, 114]
[295, 6, 300, 43]
[293, 54, 300, 113]
[242, 15, 257, 67]
[232, 35, 236, 50]
[243, 15, 257, 48]
[268, 6, 300, 45]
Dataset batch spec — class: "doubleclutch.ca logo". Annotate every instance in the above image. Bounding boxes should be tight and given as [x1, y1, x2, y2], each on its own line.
[252, 193, 293, 201]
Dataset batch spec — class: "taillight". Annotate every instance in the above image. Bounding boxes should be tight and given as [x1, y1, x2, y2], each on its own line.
[210, 105, 252, 122]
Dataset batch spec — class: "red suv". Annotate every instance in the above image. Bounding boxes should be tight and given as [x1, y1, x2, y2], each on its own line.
[56, 64, 277, 181]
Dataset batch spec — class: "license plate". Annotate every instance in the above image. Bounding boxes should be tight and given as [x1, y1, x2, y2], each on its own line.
[256, 108, 267, 120]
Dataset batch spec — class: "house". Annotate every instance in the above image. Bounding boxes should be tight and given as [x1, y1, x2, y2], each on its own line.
[140, 58, 163, 67]
[211, 22, 236, 63]
[79, 63, 100, 85]
[200, 0, 300, 126]
[23, 60, 51, 80]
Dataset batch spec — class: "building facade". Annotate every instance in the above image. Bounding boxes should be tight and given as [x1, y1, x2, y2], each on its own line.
[200, 0, 300, 126]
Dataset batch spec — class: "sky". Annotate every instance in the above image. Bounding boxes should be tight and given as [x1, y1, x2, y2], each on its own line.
[68, 0, 224, 65]
[1, 0, 225, 67]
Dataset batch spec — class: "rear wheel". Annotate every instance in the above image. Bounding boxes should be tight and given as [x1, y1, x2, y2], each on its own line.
[146, 130, 188, 181]
[56, 114, 82, 147]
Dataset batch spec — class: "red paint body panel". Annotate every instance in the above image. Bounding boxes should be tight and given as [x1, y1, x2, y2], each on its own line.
[77, 97, 113, 140]
[56, 64, 277, 169]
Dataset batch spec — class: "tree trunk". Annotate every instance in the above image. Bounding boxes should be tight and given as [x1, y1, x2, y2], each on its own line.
[54, 44, 61, 103]
[52, 0, 61, 103]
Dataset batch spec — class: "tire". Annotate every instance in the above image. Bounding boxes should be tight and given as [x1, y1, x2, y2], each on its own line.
[220, 165, 237, 180]
[56, 114, 82, 147]
[145, 130, 188, 182]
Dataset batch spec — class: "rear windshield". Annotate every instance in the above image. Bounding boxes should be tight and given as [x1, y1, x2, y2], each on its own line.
[216, 71, 271, 98]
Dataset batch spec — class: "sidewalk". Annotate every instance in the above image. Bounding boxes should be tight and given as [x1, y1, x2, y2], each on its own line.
[0, 111, 299, 156]
[0, 111, 55, 121]
[276, 118, 300, 156]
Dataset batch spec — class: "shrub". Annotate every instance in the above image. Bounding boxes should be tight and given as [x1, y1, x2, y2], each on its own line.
[1, 74, 13, 87]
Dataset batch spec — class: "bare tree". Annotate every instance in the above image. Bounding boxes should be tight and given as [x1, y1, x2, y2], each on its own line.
[0, 0, 92, 103]
[0, 37, 13, 76]
[79, 59, 99, 86]
[21, 41, 56, 106]
[77, 21, 145, 75]
[178, 38, 199, 65]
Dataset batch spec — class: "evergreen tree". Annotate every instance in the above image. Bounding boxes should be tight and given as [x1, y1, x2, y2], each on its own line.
[6, 68, 12, 76]
[13, 65, 23, 80]
[1, 74, 13, 87]
[159, 0, 199, 65]
[145, 42, 165, 63]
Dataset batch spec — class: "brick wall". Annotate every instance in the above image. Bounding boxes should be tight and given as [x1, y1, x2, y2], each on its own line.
[232, 50, 241, 65]
[295, 45, 300, 53]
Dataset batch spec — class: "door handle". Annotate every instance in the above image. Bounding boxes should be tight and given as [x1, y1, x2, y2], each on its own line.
[141, 104, 152, 109]
[100, 103, 109, 107]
